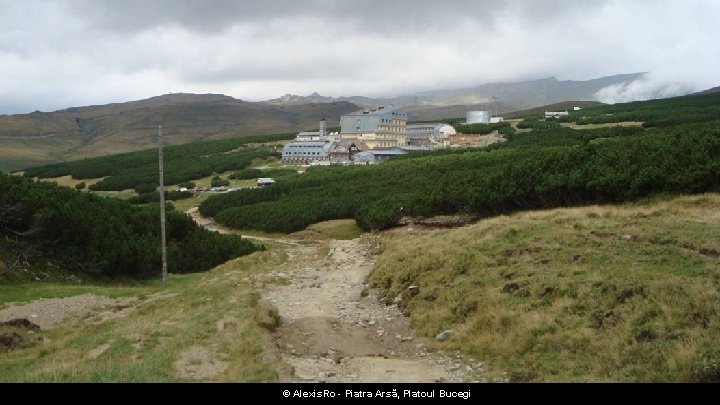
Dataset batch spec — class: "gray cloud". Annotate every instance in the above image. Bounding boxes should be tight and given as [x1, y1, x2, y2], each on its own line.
[0, 0, 718, 113]
[68, 0, 603, 39]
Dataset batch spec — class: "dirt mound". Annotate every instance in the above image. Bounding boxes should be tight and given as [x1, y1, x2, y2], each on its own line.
[0, 318, 41, 330]
[0, 318, 43, 352]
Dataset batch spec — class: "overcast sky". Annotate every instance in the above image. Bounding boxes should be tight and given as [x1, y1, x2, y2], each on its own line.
[1, 0, 718, 114]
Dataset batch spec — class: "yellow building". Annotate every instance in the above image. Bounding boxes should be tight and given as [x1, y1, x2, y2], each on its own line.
[340, 105, 407, 149]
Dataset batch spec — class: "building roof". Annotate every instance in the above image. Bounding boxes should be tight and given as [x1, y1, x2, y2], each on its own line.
[285, 141, 328, 147]
[282, 141, 331, 155]
[329, 140, 369, 153]
[406, 123, 456, 138]
[258, 178, 275, 183]
[391, 146, 431, 152]
[357, 149, 408, 156]
[345, 105, 405, 117]
[407, 124, 437, 128]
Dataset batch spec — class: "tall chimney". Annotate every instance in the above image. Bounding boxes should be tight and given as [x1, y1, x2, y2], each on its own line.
[320, 119, 327, 137]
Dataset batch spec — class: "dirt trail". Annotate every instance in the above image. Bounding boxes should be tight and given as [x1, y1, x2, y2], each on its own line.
[186, 207, 302, 245]
[187, 207, 474, 382]
[262, 239, 470, 383]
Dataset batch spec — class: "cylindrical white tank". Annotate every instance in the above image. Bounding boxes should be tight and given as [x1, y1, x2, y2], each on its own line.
[467, 111, 491, 124]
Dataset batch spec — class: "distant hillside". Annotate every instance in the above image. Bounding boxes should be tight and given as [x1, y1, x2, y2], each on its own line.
[0, 94, 359, 172]
[262, 74, 645, 113]
[505, 101, 605, 119]
[405, 102, 516, 122]
[407, 101, 605, 122]
[695, 86, 720, 95]
[200, 91, 720, 234]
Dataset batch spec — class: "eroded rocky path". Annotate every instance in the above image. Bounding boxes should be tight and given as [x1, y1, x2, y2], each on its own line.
[188, 208, 474, 382]
[261, 239, 470, 383]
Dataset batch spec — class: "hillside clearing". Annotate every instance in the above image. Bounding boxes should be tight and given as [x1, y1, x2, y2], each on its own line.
[39, 175, 107, 189]
[370, 194, 720, 382]
[0, 251, 283, 382]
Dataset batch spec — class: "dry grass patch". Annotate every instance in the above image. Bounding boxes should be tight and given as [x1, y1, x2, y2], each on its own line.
[291, 219, 364, 241]
[0, 248, 289, 382]
[370, 194, 720, 382]
[40, 176, 106, 190]
[560, 121, 645, 130]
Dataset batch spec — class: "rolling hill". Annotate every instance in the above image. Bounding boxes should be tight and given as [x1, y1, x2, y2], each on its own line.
[0, 94, 359, 172]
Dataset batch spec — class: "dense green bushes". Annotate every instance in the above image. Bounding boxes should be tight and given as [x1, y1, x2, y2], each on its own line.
[134, 183, 158, 194]
[456, 121, 511, 135]
[201, 102, 720, 233]
[210, 176, 230, 188]
[517, 119, 561, 130]
[23, 133, 293, 191]
[500, 126, 645, 148]
[128, 190, 194, 205]
[561, 92, 720, 128]
[229, 168, 297, 180]
[0, 174, 259, 277]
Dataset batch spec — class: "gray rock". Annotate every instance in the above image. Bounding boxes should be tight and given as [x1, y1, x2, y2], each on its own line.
[435, 330, 453, 342]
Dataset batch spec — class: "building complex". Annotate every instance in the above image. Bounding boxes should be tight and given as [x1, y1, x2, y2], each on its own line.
[339, 105, 408, 149]
[282, 107, 454, 165]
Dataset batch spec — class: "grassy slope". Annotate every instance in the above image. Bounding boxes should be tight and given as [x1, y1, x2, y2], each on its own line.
[0, 249, 285, 382]
[2, 195, 717, 381]
[0, 217, 360, 382]
[0, 97, 358, 172]
[370, 194, 720, 382]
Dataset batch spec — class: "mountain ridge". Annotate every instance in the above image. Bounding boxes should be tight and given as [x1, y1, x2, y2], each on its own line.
[262, 73, 646, 109]
[1, 73, 700, 172]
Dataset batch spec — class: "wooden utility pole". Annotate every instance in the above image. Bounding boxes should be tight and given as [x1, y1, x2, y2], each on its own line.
[158, 125, 168, 287]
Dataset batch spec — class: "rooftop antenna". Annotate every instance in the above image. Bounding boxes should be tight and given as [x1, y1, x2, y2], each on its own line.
[158, 125, 168, 288]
